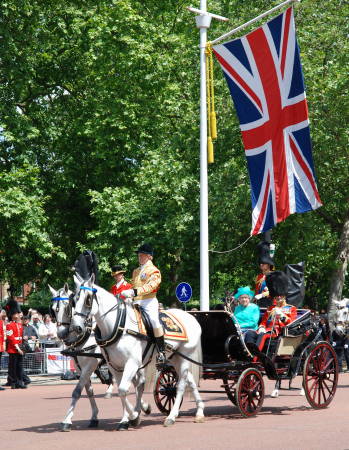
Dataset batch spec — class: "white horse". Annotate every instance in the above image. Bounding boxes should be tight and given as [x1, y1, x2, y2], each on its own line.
[49, 283, 117, 431]
[70, 274, 205, 429]
[333, 298, 349, 335]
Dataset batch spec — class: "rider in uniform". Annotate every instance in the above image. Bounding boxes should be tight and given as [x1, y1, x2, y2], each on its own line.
[5, 299, 26, 389]
[122, 244, 166, 365]
[110, 265, 132, 296]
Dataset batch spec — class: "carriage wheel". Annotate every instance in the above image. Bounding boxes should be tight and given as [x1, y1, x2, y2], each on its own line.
[303, 341, 338, 409]
[153, 367, 182, 415]
[222, 374, 237, 405]
[234, 368, 265, 417]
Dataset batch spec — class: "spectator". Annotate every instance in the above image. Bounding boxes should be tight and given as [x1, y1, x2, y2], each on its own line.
[0, 316, 5, 390]
[30, 313, 42, 333]
[38, 314, 57, 343]
[22, 316, 38, 342]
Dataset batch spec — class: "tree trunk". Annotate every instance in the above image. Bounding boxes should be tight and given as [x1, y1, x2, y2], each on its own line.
[327, 211, 349, 325]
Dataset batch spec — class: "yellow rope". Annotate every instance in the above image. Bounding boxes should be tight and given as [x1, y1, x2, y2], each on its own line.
[206, 43, 217, 164]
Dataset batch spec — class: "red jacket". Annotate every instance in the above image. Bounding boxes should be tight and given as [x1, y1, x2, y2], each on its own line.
[0, 320, 5, 353]
[110, 280, 132, 296]
[259, 303, 297, 335]
[6, 321, 23, 354]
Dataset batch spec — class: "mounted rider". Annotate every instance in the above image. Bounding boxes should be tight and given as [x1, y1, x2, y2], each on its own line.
[121, 244, 167, 366]
[110, 265, 132, 296]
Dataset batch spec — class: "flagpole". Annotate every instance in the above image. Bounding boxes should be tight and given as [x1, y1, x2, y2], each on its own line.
[197, 1, 211, 311]
[211, 0, 299, 45]
[188, 5, 228, 311]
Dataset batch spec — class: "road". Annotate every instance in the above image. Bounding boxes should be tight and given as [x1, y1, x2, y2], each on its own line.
[1, 374, 348, 450]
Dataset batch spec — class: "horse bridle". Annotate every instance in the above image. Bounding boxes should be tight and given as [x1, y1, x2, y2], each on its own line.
[73, 286, 98, 325]
[51, 293, 74, 326]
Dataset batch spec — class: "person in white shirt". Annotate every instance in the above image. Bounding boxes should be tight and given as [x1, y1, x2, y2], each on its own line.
[38, 314, 57, 342]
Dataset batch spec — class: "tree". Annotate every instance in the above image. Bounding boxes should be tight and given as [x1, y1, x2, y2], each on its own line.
[0, 165, 64, 290]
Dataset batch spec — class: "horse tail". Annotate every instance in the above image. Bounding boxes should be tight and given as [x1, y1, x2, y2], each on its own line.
[189, 340, 203, 387]
[144, 355, 157, 393]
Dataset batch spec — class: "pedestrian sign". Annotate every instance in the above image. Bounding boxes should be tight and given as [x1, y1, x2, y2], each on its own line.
[175, 282, 192, 303]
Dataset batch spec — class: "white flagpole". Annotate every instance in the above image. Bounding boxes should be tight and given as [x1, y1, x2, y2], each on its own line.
[189, 4, 228, 311]
[197, 1, 211, 311]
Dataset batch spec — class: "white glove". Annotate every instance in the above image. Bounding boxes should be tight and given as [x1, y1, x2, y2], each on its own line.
[255, 294, 263, 300]
[257, 327, 266, 334]
[121, 289, 135, 298]
[274, 307, 286, 319]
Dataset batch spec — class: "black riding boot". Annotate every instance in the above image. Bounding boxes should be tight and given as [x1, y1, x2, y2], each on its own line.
[155, 336, 167, 368]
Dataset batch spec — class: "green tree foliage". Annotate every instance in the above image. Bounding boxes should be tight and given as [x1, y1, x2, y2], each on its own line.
[0, 0, 347, 308]
[0, 166, 64, 287]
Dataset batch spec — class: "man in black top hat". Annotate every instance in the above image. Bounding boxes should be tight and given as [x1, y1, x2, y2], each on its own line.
[255, 241, 275, 306]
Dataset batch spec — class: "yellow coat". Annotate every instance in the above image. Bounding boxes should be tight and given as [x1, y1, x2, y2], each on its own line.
[132, 260, 161, 301]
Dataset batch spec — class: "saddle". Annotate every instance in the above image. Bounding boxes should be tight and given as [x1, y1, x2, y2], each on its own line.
[133, 305, 188, 342]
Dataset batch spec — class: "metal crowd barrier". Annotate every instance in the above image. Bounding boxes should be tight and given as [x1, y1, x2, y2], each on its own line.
[0, 341, 76, 377]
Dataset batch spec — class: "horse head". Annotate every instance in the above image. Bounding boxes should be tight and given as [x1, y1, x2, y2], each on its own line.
[48, 283, 73, 340]
[70, 274, 98, 338]
[333, 298, 349, 337]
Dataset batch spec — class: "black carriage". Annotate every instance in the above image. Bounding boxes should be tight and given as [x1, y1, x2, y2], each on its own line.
[154, 308, 338, 417]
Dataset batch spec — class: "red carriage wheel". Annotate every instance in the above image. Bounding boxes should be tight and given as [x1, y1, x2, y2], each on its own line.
[153, 367, 182, 415]
[234, 368, 265, 417]
[303, 341, 338, 409]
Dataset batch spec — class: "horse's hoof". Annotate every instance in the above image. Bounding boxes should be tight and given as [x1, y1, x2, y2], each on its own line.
[271, 389, 279, 398]
[142, 404, 151, 415]
[61, 423, 72, 432]
[194, 415, 205, 423]
[164, 418, 175, 427]
[116, 422, 129, 431]
[129, 414, 141, 428]
[88, 419, 99, 428]
[104, 392, 112, 399]
[300, 388, 305, 396]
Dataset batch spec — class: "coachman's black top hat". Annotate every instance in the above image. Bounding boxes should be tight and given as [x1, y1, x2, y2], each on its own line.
[266, 271, 290, 298]
[135, 243, 153, 256]
[5, 298, 22, 320]
[111, 265, 126, 275]
[257, 241, 275, 268]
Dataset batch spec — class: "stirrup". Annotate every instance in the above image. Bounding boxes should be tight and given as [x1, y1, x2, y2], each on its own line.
[156, 352, 169, 370]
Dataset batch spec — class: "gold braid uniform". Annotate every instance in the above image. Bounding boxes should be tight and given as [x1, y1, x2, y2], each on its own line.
[132, 260, 161, 301]
[132, 260, 163, 337]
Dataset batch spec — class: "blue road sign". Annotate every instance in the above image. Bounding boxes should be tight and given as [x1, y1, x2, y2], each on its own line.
[175, 282, 192, 303]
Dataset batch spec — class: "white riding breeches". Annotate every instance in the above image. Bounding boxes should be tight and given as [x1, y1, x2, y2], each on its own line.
[134, 297, 163, 336]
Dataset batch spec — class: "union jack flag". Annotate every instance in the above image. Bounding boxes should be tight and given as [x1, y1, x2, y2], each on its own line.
[213, 7, 322, 235]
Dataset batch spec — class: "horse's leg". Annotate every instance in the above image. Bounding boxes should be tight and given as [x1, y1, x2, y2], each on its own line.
[164, 364, 189, 427]
[186, 370, 205, 423]
[85, 380, 99, 428]
[117, 360, 142, 428]
[271, 379, 281, 398]
[104, 371, 114, 399]
[132, 369, 151, 415]
[61, 361, 97, 431]
[109, 369, 139, 431]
